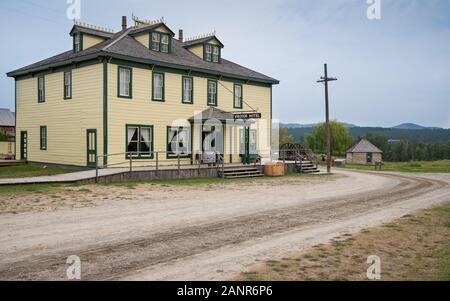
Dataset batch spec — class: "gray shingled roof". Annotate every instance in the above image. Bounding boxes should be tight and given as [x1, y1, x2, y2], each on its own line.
[70, 25, 114, 39]
[347, 139, 382, 153]
[7, 26, 279, 84]
[0, 109, 15, 127]
[183, 36, 224, 48]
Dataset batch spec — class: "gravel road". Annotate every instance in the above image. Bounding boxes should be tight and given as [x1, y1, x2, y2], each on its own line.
[0, 169, 449, 280]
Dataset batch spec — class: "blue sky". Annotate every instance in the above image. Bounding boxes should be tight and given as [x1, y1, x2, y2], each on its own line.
[0, 0, 449, 128]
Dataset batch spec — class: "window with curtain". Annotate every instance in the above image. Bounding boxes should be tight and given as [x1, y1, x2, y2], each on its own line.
[118, 67, 131, 98]
[182, 77, 193, 103]
[153, 72, 164, 101]
[167, 127, 191, 158]
[234, 84, 243, 108]
[207, 80, 217, 106]
[126, 125, 153, 159]
[64, 71, 72, 99]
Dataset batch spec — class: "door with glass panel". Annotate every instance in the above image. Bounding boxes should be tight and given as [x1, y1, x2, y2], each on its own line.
[86, 129, 97, 167]
[20, 131, 28, 160]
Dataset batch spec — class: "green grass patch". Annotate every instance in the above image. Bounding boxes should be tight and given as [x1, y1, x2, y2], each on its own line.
[343, 160, 450, 173]
[0, 164, 78, 179]
[0, 183, 64, 195]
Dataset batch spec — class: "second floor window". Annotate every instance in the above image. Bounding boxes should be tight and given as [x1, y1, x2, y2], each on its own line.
[182, 77, 193, 104]
[152, 72, 165, 101]
[118, 67, 132, 98]
[38, 76, 45, 103]
[64, 71, 72, 99]
[207, 80, 217, 106]
[234, 84, 243, 109]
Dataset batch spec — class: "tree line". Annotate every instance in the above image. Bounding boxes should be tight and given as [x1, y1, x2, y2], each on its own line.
[280, 121, 450, 162]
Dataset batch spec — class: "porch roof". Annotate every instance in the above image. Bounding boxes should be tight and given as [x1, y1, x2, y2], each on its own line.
[188, 107, 254, 126]
[189, 107, 233, 121]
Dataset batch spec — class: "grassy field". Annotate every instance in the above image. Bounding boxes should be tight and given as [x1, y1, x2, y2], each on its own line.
[0, 164, 78, 179]
[343, 160, 450, 173]
[237, 203, 450, 281]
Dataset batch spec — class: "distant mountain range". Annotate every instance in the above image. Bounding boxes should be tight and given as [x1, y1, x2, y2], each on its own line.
[281, 122, 443, 130]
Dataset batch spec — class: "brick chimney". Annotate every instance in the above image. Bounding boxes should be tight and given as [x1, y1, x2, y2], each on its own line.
[178, 29, 184, 42]
[122, 16, 127, 31]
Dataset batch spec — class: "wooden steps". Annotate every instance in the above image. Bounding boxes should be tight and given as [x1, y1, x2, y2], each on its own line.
[296, 161, 320, 174]
[218, 166, 264, 179]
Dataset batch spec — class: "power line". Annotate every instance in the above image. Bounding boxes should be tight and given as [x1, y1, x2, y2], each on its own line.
[217, 80, 257, 112]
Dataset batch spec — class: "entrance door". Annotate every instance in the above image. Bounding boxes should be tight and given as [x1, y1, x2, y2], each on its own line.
[86, 129, 97, 167]
[20, 131, 27, 160]
[243, 127, 250, 164]
[367, 153, 373, 164]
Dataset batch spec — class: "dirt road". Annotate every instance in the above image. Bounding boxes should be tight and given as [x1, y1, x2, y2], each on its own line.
[0, 169, 449, 280]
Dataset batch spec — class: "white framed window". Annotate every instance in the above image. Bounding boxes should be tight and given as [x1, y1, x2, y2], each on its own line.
[212, 46, 220, 62]
[167, 127, 191, 158]
[118, 67, 132, 98]
[234, 84, 243, 108]
[126, 125, 153, 158]
[161, 34, 169, 53]
[152, 72, 164, 101]
[182, 77, 193, 103]
[151, 32, 160, 51]
[207, 80, 217, 105]
[38, 76, 45, 103]
[205, 44, 212, 61]
[64, 71, 72, 99]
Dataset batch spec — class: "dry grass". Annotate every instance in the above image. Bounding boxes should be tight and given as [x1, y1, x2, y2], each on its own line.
[236, 203, 450, 281]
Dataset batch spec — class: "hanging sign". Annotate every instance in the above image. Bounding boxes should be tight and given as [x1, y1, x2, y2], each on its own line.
[233, 113, 262, 120]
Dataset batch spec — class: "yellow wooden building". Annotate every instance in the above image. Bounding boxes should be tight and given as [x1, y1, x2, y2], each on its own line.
[7, 16, 279, 168]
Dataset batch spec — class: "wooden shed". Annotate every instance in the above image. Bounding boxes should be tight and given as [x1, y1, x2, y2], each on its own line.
[346, 139, 382, 164]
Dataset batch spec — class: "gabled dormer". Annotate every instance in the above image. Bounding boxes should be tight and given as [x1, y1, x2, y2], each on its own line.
[70, 22, 114, 53]
[129, 16, 175, 54]
[183, 33, 224, 63]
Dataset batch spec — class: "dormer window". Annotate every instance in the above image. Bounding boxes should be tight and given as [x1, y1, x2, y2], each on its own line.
[151, 32, 170, 53]
[73, 33, 83, 53]
[205, 44, 220, 63]
[212, 46, 220, 62]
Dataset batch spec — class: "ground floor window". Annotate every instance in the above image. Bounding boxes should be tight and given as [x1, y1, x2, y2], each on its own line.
[40, 126, 47, 150]
[126, 125, 153, 159]
[167, 126, 191, 158]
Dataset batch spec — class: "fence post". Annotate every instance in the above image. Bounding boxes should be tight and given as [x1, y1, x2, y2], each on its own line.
[156, 152, 159, 177]
[178, 154, 181, 178]
[129, 153, 133, 173]
[95, 155, 99, 183]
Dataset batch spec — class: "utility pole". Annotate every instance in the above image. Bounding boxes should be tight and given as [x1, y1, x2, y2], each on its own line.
[317, 64, 337, 174]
